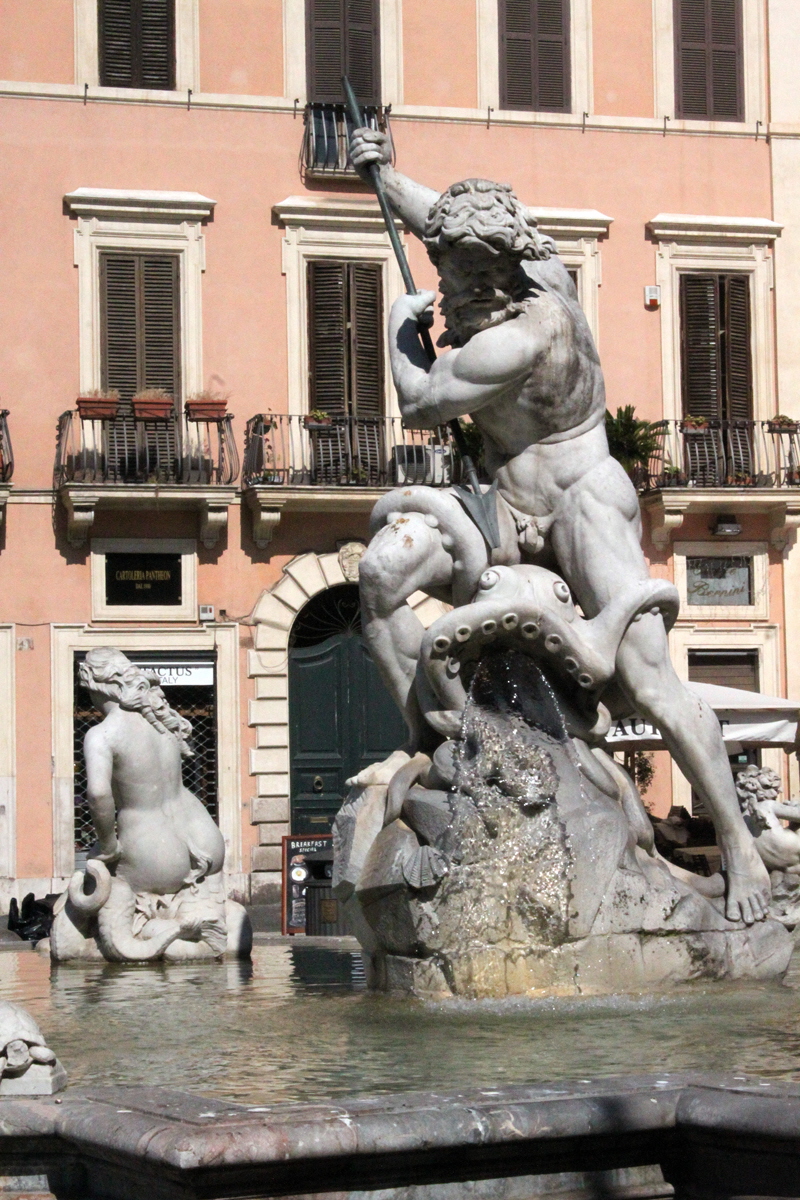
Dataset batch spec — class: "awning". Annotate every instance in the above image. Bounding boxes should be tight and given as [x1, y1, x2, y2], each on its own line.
[603, 681, 800, 751]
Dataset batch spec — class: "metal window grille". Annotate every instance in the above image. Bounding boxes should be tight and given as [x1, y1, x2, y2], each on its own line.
[72, 654, 218, 854]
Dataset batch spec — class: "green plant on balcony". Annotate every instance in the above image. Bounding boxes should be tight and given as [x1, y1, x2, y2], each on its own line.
[604, 406, 660, 480]
[767, 413, 799, 433]
[681, 413, 711, 430]
[304, 409, 332, 428]
[661, 463, 684, 487]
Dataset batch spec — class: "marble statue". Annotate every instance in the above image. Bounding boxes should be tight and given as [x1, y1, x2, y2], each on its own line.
[736, 764, 800, 926]
[330, 131, 792, 997]
[50, 649, 251, 962]
[0, 1001, 65, 1094]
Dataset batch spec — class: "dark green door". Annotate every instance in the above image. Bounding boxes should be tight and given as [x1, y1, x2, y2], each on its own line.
[289, 585, 405, 834]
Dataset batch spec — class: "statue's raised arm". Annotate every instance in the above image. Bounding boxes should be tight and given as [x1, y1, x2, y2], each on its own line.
[350, 127, 440, 237]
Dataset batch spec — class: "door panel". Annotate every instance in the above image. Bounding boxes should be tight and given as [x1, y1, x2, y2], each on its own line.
[289, 630, 405, 834]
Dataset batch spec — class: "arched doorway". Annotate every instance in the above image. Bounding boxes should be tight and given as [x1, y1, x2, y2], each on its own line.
[288, 584, 406, 834]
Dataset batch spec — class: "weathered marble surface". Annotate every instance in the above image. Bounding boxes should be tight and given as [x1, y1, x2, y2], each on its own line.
[49, 649, 251, 963]
[335, 651, 791, 998]
[0, 1002, 65, 1096]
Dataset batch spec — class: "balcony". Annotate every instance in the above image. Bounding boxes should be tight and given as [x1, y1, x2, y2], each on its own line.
[55, 409, 240, 548]
[301, 103, 390, 179]
[0, 409, 14, 532]
[242, 414, 454, 547]
[640, 419, 800, 551]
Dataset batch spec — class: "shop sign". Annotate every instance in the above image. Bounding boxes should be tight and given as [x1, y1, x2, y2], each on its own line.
[135, 661, 214, 687]
[105, 553, 182, 606]
[281, 835, 332, 934]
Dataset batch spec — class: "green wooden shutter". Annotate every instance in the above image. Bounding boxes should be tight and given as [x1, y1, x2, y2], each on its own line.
[308, 261, 349, 416]
[499, 0, 570, 112]
[675, 0, 742, 120]
[348, 262, 384, 418]
[98, 0, 174, 90]
[722, 274, 752, 421]
[680, 274, 722, 420]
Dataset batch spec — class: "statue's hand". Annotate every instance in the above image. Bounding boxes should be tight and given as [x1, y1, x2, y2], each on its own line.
[391, 290, 436, 329]
[349, 126, 392, 178]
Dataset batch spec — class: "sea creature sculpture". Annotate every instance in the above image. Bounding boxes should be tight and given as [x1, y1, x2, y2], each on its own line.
[0, 1002, 66, 1094]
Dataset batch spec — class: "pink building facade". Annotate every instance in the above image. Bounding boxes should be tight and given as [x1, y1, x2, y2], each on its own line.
[0, 0, 799, 905]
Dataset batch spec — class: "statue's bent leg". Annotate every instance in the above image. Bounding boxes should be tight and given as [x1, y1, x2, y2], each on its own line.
[551, 458, 770, 925]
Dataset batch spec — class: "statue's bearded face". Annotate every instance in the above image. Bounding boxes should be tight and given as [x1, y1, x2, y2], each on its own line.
[436, 242, 527, 345]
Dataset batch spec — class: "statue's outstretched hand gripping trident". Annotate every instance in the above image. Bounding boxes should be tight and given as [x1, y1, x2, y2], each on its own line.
[342, 77, 501, 551]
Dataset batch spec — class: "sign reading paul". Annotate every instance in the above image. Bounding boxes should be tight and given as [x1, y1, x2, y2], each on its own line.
[105, 553, 182, 607]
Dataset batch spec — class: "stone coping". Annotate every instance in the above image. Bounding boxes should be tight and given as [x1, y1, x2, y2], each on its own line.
[1, 1074, 800, 1198]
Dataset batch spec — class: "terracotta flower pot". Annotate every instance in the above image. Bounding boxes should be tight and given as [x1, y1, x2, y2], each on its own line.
[77, 396, 120, 420]
[186, 400, 228, 421]
[133, 398, 174, 420]
[303, 416, 333, 429]
[768, 421, 799, 435]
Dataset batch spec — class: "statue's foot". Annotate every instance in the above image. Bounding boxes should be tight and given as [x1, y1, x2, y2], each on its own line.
[723, 840, 771, 924]
[346, 749, 412, 788]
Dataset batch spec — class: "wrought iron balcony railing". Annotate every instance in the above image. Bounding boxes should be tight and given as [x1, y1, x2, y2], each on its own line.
[0, 410, 14, 483]
[301, 103, 390, 177]
[243, 414, 455, 489]
[642, 419, 800, 491]
[55, 409, 239, 488]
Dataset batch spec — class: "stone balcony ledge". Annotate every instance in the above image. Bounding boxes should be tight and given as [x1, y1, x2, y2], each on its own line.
[58, 483, 238, 549]
[641, 486, 800, 551]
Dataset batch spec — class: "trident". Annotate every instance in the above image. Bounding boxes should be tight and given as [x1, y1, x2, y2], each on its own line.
[342, 77, 501, 551]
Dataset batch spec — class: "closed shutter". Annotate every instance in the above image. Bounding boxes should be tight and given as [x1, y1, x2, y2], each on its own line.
[99, 0, 175, 90]
[308, 260, 384, 417]
[675, 0, 742, 121]
[722, 274, 752, 421]
[499, 0, 570, 113]
[688, 649, 758, 692]
[307, 0, 380, 103]
[100, 253, 180, 480]
[680, 274, 721, 420]
[680, 274, 752, 421]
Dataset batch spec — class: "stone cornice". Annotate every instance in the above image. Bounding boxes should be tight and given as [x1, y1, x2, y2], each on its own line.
[63, 188, 216, 222]
[647, 213, 782, 244]
[528, 207, 613, 239]
[272, 196, 404, 233]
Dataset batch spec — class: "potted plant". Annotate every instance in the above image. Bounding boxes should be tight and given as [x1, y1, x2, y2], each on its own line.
[303, 408, 333, 429]
[681, 413, 712, 432]
[767, 413, 799, 434]
[185, 389, 230, 421]
[132, 388, 174, 420]
[604, 406, 660, 483]
[661, 464, 684, 487]
[76, 388, 120, 420]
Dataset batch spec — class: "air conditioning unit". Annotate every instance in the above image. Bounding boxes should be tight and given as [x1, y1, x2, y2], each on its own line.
[198, 605, 215, 623]
[393, 445, 453, 486]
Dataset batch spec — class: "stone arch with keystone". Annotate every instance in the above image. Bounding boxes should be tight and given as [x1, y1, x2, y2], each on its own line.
[247, 547, 449, 901]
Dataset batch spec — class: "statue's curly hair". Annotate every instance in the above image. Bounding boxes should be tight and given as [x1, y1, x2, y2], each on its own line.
[79, 648, 194, 758]
[735, 762, 781, 826]
[423, 179, 551, 265]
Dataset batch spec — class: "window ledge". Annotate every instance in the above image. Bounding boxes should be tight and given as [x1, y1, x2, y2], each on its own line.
[273, 196, 403, 235]
[641, 488, 800, 552]
[63, 188, 216, 222]
[529, 208, 612, 240]
[647, 214, 782, 245]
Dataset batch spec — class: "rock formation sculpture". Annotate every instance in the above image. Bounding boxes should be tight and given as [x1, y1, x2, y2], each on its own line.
[331, 131, 792, 997]
[50, 649, 251, 962]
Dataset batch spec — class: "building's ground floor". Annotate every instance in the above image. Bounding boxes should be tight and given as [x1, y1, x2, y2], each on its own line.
[0, 488, 797, 909]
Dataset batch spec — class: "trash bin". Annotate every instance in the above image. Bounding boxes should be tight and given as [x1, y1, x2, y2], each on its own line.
[303, 850, 349, 935]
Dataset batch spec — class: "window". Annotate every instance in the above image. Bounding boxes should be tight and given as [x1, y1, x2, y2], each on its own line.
[674, 0, 743, 121]
[101, 252, 181, 405]
[498, 0, 571, 112]
[307, 260, 384, 418]
[688, 648, 759, 691]
[686, 555, 752, 607]
[98, 0, 175, 89]
[680, 273, 751, 421]
[306, 0, 381, 103]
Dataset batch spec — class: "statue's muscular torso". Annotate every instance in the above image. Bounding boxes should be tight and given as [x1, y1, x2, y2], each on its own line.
[463, 260, 608, 518]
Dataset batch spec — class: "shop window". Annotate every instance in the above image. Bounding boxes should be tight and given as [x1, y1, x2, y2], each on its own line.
[306, 0, 381, 103]
[685, 554, 752, 607]
[98, 0, 176, 89]
[498, 0, 571, 112]
[674, 0, 743, 121]
[73, 650, 217, 861]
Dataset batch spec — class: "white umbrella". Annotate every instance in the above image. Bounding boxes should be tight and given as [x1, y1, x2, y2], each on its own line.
[603, 682, 800, 751]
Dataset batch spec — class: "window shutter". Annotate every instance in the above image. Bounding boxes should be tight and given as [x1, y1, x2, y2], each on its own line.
[101, 255, 140, 405]
[307, 0, 346, 103]
[499, 0, 570, 112]
[675, 0, 742, 120]
[99, 0, 174, 90]
[722, 274, 752, 421]
[680, 273, 721, 420]
[348, 262, 384, 417]
[308, 261, 349, 416]
[142, 256, 180, 398]
[345, 0, 381, 105]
